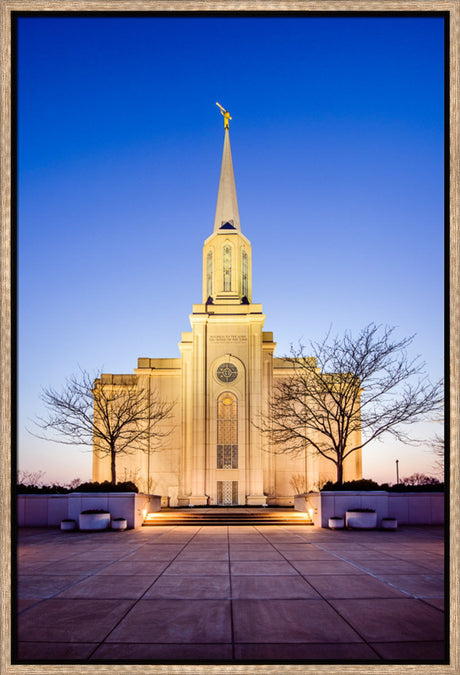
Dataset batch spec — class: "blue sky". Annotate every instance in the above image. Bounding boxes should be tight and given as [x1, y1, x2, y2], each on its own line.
[17, 14, 445, 485]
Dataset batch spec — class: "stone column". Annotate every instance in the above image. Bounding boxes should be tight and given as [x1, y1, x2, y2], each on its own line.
[178, 335, 193, 504]
[189, 316, 208, 505]
[246, 317, 267, 505]
[262, 334, 276, 502]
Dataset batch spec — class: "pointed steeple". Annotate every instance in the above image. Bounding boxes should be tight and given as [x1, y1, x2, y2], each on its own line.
[213, 127, 241, 233]
[201, 110, 252, 305]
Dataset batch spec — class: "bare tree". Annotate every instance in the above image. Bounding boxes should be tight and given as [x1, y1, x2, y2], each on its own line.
[430, 433, 445, 477]
[289, 473, 308, 495]
[260, 324, 443, 485]
[17, 469, 46, 487]
[32, 369, 174, 484]
[400, 473, 441, 486]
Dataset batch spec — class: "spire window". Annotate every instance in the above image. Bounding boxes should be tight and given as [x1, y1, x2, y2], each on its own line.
[206, 250, 213, 298]
[242, 250, 248, 298]
[223, 244, 232, 291]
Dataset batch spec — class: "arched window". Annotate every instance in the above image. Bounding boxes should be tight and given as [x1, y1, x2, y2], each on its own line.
[206, 250, 213, 298]
[223, 244, 232, 291]
[217, 392, 238, 469]
[241, 249, 248, 298]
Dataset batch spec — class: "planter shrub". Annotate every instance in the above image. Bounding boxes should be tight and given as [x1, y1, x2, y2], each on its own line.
[17, 484, 70, 494]
[322, 479, 382, 492]
[321, 479, 443, 493]
[74, 481, 139, 493]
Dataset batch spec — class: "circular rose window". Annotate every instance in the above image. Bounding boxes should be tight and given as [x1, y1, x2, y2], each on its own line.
[216, 362, 238, 383]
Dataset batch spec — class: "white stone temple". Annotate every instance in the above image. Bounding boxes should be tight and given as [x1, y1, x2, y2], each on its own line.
[92, 112, 362, 505]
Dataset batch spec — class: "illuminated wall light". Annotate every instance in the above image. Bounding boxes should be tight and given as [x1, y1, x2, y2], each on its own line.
[142, 509, 148, 519]
[308, 508, 314, 519]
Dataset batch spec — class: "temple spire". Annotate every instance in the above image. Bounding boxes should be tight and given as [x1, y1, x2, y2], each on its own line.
[213, 106, 241, 233]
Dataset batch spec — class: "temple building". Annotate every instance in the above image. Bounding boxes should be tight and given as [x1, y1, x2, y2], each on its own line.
[92, 111, 362, 506]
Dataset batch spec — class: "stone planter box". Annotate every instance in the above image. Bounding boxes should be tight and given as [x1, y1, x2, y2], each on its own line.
[346, 510, 377, 529]
[296, 491, 444, 528]
[68, 493, 161, 529]
[328, 517, 345, 529]
[381, 517, 398, 530]
[111, 518, 127, 531]
[17, 492, 162, 529]
[79, 512, 110, 531]
[60, 519, 76, 531]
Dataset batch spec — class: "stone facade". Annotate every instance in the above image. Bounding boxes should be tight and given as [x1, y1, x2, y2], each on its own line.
[92, 126, 362, 505]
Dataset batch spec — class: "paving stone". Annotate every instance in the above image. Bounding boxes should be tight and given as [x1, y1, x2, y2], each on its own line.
[16, 642, 97, 660]
[234, 642, 379, 660]
[229, 549, 284, 561]
[164, 561, 229, 575]
[18, 575, 87, 598]
[333, 550, 400, 561]
[422, 597, 444, 611]
[17, 598, 135, 642]
[57, 575, 157, 599]
[272, 548, 343, 560]
[105, 599, 232, 644]
[329, 598, 445, 642]
[96, 561, 169, 575]
[17, 598, 42, 613]
[376, 573, 444, 598]
[144, 575, 231, 599]
[354, 560, 434, 575]
[291, 560, 364, 575]
[174, 549, 229, 561]
[122, 547, 184, 561]
[303, 573, 407, 599]
[232, 599, 363, 644]
[230, 561, 298, 575]
[371, 641, 447, 660]
[14, 523, 445, 663]
[231, 575, 321, 599]
[228, 543, 273, 550]
[35, 560, 110, 575]
[67, 549, 134, 561]
[91, 642, 233, 660]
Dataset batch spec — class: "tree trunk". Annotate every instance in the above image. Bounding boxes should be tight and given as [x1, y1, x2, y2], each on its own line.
[336, 462, 343, 485]
[110, 449, 116, 484]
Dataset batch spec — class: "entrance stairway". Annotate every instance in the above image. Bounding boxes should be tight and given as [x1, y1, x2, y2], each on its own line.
[143, 507, 313, 527]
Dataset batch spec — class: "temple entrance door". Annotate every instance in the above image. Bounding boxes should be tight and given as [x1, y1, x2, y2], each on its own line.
[217, 480, 238, 505]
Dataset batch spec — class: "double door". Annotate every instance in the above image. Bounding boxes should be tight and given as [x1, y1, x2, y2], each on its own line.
[217, 480, 238, 505]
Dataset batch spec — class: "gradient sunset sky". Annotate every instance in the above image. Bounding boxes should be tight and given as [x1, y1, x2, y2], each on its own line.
[17, 13, 445, 484]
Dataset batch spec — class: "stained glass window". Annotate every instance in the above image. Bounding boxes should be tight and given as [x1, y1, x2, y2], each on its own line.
[223, 244, 232, 291]
[216, 362, 238, 383]
[242, 249, 248, 298]
[217, 392, 238, 469]
[206, 250, 213, 298]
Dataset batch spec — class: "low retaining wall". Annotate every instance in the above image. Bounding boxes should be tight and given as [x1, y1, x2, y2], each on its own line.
[294, 491, 444, 528]
[17, 492, 161, 529]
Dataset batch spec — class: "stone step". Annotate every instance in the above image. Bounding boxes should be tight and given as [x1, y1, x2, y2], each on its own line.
[143, 510, 313, 526]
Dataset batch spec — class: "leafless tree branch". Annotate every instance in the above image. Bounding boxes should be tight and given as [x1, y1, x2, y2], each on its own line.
[30, 368, 175, 484]
[258, 323, 443, 484]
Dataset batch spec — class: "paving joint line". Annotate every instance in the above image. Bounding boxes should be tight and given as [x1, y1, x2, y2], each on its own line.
[305, 542, 444, 601]
[84, 525, 206, 659]
[237, 525, 384, 659]
[226, 525, 236, 659]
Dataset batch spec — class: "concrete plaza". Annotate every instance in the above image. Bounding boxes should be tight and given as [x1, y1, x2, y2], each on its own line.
[15, 517, 446, 664]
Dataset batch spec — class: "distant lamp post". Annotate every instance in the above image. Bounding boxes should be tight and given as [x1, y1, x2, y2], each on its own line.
[395, 459, 400, 485]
